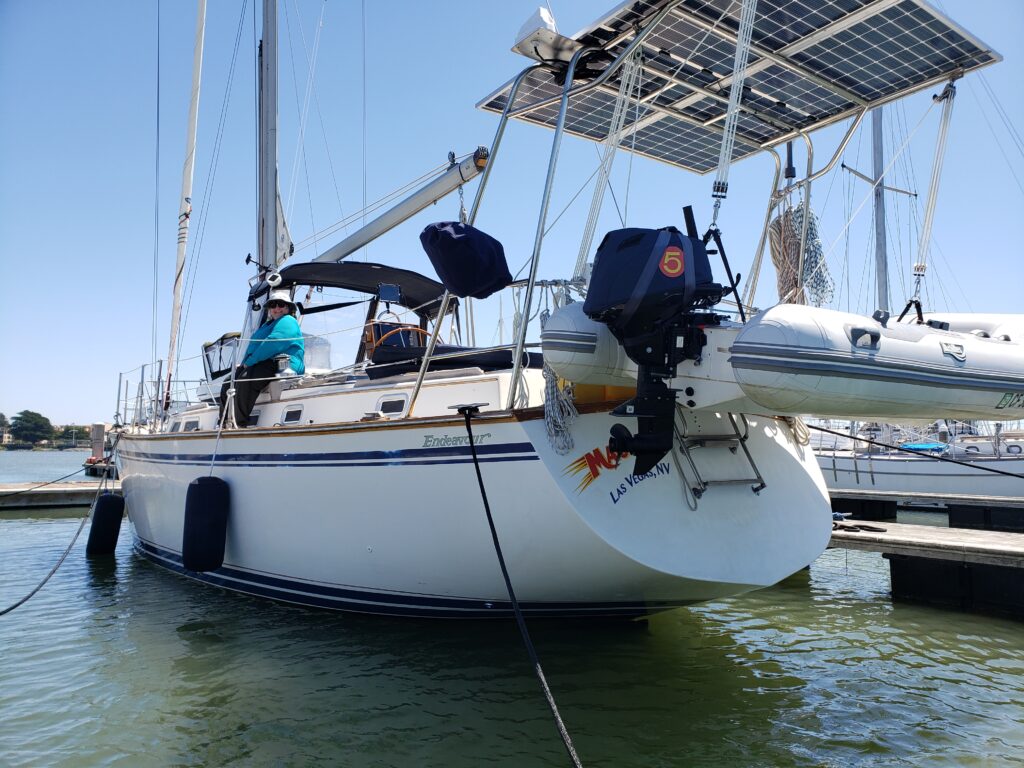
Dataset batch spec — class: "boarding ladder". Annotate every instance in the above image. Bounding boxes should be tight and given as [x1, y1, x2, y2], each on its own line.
[672, 410, 766, 499]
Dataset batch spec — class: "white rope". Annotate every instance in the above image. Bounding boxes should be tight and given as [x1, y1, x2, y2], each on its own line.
[539, 308, 577, 454]
[573, 49, 644, 281]
[710, 0, 758, 224]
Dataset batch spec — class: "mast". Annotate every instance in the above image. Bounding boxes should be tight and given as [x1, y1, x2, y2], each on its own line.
[164, 0, 207, 410]
[258, 0, 284, 269]
[872, 107, 889, 313]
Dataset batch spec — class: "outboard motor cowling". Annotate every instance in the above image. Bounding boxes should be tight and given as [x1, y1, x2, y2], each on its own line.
[583, 212, 724, 475]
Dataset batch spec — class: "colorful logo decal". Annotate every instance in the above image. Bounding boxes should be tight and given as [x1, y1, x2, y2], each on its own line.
[563, 445, 626, 493]
[563, 444, 672, 502]
[659, 246, 685, 278]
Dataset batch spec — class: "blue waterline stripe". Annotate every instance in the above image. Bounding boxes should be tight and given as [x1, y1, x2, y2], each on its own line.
[119, 441, 537, 464]
[121, 455, 538, 469]
[134, 539, 677, 618]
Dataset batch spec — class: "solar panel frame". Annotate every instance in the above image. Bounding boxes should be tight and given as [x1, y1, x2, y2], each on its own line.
[477, 0, 1000, 174]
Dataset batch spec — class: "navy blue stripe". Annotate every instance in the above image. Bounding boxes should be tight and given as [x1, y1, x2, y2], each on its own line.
[134, 539, 683, 618]
[119, 441, 537, 464]
[120, 455, 538, 468]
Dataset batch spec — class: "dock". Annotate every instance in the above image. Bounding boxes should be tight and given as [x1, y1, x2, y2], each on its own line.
[830, 489, 1024, 533]
[0, 481, 121, 511]
[830, 522, 1024, 568]
[829, 521, 1024, 617]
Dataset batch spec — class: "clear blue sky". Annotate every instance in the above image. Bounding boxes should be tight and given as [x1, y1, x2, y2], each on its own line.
[1, 0, 1021, 425]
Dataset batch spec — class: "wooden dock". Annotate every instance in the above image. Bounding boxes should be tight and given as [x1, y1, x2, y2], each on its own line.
[830, 488, 1024, 509]
[830, 522, 1024, 568]
[830, 521, 1024, 617]
[0, 481, 121, 510]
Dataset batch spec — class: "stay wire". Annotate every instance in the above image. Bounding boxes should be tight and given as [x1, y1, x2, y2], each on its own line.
[457, 406, 583, 768]
[807, 423, 1024, 479]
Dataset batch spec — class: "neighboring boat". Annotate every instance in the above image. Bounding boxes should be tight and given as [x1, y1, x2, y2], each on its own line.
[116, 0, 1015, 617]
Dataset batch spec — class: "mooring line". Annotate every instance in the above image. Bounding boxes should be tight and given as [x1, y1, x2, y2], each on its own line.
[0, 468, 87, 498]
[456, 404, 583, 768]
[0, 442, 120, 617]
[808, 423, 1024, 479]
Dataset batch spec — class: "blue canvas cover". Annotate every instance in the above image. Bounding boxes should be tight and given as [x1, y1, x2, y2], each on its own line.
[419, 222, 512, 300]
[583, 226, 714, 328]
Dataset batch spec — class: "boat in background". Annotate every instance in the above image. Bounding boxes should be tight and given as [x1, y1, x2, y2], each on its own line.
[815, 419, 1024, 502]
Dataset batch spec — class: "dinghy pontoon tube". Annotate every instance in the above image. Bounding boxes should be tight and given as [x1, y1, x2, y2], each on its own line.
[730, 304, 1024, 420]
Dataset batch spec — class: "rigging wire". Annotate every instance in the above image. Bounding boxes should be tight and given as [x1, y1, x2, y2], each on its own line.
[177, 1, 251, 377]
[965, 84, 1024, 198]
[283, 0, 326, 227]
[360, 0, 368, 259]
[151, 0, 162, 380]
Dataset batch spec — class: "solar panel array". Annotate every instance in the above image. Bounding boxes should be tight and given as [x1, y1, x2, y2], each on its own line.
[477, 0, 999, 173]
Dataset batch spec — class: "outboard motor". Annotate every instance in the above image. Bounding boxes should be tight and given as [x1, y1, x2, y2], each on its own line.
[583, 207, 724, 475]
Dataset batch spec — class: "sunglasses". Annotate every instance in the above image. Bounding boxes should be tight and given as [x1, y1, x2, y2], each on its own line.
[267, 301, 288, 309]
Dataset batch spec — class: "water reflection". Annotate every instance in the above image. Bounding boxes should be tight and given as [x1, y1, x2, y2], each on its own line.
[2, 519, 1023, 768]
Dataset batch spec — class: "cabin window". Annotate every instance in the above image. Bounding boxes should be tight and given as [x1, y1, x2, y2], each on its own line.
[183, 420, 200, 432]
[377, 395, 407, 416]
[964, 445, 980, 453]
[282, 406, 304, 424]
[169, 421, 182, 433]
[1006, 444, 1022, 455]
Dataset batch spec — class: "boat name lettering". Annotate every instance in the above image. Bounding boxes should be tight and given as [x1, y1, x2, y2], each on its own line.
[609, 463, 672, 505]
[421, 433, 492, 448]
[996, 392, 1024, 410]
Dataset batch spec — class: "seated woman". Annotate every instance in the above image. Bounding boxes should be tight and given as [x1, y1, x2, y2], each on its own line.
[220, 290, 305, 427]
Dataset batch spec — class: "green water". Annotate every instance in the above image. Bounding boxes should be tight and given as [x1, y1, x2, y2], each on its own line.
[1, 515, 1022, 767]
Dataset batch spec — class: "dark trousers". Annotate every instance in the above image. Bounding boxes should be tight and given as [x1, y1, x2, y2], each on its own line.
[219, 359, 278, 427]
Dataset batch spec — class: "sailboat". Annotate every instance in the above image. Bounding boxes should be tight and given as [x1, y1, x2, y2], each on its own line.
[115, 0, 1021, 618]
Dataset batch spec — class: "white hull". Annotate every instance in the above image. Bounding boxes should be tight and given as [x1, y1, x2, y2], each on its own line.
[818, 451, 1024, 500]
[118, 407, 831, 618]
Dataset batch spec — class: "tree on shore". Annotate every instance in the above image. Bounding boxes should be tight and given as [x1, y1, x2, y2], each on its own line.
[10, 411, 56, 444]
[0, 413, 8, 430]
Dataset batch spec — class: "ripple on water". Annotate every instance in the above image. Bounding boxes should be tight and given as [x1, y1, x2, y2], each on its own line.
[1, 519, 1023, 767]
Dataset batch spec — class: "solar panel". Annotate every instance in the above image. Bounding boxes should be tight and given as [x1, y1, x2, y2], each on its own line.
[477, 0, 999, 173]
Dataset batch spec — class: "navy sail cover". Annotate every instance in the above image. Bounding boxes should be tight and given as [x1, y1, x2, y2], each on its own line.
[419, 222, 512, 299]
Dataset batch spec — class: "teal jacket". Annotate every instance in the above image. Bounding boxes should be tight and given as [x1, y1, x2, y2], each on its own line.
[243, 314, 305, 374]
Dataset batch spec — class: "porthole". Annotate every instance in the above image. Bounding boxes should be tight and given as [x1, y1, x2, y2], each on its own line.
[183, 420, 200, 432]
[379, 398, 406, 415]
[282, 406, 304, 424]
[1006, 444, 1022, 455]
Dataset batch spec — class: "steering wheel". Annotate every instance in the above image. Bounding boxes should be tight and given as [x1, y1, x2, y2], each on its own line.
[376, 325, 433, 347]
